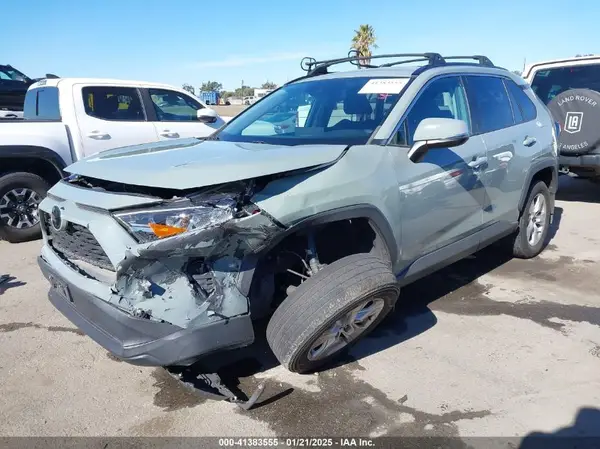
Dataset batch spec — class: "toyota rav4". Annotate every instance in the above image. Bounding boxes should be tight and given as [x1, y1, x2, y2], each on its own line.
[37, 53, 558, 385]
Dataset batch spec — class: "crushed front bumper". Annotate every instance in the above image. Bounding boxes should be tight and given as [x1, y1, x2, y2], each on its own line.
[34, 181, 284, 367]
[38, 250, 255, 366]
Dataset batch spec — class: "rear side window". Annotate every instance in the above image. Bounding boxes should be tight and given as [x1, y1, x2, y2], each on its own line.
[23, 87, 60, 120]
[82, 86, 145, 121]
[530, 63, 600, 105]
[505, 80, 537, 123]
[464, 76, 514, 134]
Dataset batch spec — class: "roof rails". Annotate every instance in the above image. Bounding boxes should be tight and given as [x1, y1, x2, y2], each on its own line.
[298, 51, 496, 77]
[442, 55, 494, 67]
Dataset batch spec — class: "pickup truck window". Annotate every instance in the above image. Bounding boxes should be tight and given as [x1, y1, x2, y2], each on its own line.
[82, 86, 145, 121]
[530, 63, 600, 105]
[23, 87, 61, 120]
[149, 89, 203, 122]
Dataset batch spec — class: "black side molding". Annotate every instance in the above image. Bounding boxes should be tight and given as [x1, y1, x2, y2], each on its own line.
[0, 145, 68, 175]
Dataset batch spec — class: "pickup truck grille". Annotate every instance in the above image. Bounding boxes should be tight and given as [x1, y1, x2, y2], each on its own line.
[41, 212, 114, 271]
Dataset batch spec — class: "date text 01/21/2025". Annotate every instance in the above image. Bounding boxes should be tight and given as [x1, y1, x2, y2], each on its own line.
[218, 438, 375, 447]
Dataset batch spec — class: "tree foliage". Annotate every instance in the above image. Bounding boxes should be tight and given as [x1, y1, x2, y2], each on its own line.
[351, 24, 378, 67]
[261, 81, 277, 89]
[234, 86, 255, 97]
[182, 83, 195, 95]
[200, 81, 223, 92]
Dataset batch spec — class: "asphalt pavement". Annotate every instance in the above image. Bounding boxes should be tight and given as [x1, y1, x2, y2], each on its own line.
[1, 176, 600, 441]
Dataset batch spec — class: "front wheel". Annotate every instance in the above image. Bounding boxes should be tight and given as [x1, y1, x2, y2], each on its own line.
[0, 172, 49, 243]
[266, 254, 400, 373]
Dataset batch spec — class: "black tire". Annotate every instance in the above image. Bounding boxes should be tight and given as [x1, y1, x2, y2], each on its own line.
[266, 253, 400, 373]
[0, 172, 50, 243]
[511, 181, 552, 259]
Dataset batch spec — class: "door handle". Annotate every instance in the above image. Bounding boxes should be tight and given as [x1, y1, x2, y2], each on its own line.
[87, 131, 110, 140]
[160, 130, 180, 138]
[468, 156, 488, 170]
[523, 136, 537, 147]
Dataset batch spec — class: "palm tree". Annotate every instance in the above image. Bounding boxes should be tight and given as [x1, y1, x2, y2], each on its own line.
[351, 24, 378, 67]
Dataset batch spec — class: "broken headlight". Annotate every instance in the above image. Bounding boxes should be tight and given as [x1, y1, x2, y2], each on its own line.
[114, 194, 237, 242]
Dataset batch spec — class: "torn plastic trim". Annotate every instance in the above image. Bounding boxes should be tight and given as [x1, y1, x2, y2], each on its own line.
[110, 211, 286, 329]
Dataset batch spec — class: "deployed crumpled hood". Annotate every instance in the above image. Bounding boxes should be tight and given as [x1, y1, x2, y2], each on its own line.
[66, 138, 347, 189]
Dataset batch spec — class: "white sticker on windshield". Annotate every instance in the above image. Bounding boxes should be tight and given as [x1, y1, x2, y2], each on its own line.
[358, 78, 409, 94]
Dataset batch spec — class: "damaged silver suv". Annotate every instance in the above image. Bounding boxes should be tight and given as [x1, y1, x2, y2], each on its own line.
[38, 53, 558, 383]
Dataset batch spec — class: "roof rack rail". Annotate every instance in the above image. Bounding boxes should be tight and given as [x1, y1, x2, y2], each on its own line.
[300, 50, 446, 76]
[441, 55, 495, 67]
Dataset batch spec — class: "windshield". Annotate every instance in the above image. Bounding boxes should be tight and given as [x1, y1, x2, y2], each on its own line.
[530, 63, 600, 105]
[217, 76, 405, 145]
[0, 65, 29, 82]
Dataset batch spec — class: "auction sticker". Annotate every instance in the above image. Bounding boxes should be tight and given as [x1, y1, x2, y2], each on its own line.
[358, 78, 409, 94]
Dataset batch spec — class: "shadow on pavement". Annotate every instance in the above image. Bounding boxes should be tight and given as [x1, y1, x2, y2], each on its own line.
[556, 175, 600, 203]
[519, 407, 600, 448]
[0, 274, 26, 296]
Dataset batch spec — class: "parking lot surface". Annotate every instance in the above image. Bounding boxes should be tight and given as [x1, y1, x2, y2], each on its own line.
[1, 176, 599, 440]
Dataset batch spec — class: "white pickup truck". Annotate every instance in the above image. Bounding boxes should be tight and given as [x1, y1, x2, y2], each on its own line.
[0, 77, 226, 243]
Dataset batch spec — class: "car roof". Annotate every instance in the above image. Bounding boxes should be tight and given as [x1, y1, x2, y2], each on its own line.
[292, 64, 521, 84]
[522, 55, 600, 79]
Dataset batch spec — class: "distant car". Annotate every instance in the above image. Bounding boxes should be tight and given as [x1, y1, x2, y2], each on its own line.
[0, 64, 34, 117]
[0, 64, 58, 117]
[523, 55, 600, 182]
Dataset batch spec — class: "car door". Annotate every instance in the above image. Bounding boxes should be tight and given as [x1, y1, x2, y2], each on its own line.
[463, 75, 532, 228]
[74, 85, 159, 158]
[388, 75, 486, 262]
[146, 88, 225, 140]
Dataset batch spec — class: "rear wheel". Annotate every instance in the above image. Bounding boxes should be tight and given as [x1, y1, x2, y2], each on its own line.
[266, 253, 400, 373]
[511, 181, 551, 259]
[0, 172, 49, 243]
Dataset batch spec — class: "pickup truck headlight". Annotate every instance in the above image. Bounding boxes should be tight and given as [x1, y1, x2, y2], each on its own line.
[114, 195, 236, 242]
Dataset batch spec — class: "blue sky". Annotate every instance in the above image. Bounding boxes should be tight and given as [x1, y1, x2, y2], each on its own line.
[2, 0, 598, 91]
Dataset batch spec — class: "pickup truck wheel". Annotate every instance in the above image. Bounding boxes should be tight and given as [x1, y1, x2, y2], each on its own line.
[266, 254, 400, 373]
[511, 181, 551, 259]
[0, 172, 50, 243]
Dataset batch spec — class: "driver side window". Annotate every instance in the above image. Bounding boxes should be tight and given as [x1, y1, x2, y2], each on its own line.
[392, 76, 470, 146]
[149, 89, 204, 122]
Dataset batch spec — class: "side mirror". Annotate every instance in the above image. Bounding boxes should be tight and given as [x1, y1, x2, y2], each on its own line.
[197, 108, 219, 124]
[408, 118, 469, 163]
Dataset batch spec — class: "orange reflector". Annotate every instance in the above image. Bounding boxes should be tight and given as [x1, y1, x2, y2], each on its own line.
[149, 223, 186, 238]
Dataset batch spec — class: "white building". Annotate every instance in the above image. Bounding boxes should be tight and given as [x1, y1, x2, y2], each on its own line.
[254, 88, 275, 99]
